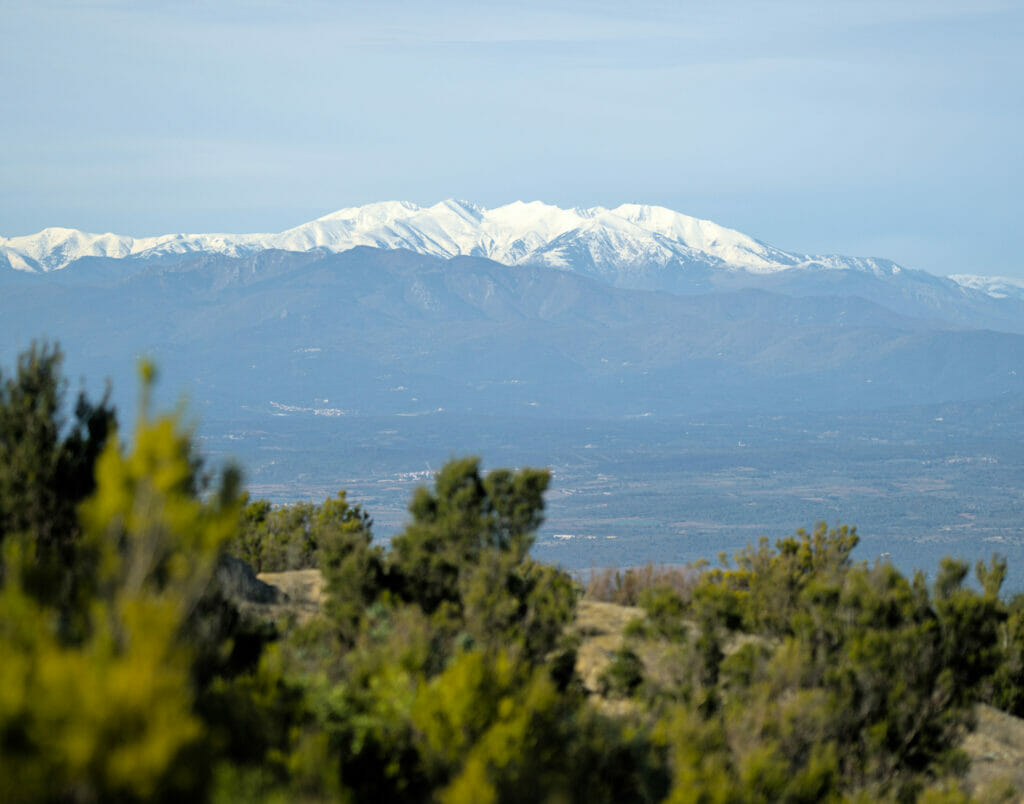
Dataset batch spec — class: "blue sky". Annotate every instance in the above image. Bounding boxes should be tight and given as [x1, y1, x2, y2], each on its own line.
[3, 0, 1022, 277]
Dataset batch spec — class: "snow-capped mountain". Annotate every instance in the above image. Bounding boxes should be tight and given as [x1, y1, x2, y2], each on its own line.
[1, 199, 905, 282]
[949, 274, 1024, 302]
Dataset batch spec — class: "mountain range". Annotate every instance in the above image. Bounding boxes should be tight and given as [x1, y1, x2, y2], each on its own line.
[3, 198, 1024, 421]
[1, 199, 1008, 292]
[0, 200, 893, 274]
[5, 199, 1024, 337]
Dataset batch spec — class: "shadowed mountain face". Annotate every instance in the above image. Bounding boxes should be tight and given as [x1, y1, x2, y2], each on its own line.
[3, 247, 1024, 423]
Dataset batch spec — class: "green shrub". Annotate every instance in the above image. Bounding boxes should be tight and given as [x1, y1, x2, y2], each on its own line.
[598, 647, 645, 699]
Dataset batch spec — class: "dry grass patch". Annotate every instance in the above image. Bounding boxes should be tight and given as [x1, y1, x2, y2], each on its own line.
[243, 568, 326, 624]
[964, 704, 1024, 801]
[572, 599, 644, 694]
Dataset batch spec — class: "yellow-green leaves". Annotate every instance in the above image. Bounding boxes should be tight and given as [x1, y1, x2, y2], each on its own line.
[0, 581, 204, 801]
[412, 650, 569, 804]
[81, 412, 238, 610]
[0, 368, 242, 802]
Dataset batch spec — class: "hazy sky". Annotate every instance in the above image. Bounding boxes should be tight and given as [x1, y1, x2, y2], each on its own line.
[3, 0, 1022, 277]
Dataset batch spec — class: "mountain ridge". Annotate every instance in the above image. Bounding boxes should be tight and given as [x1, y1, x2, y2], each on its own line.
[0, 199, 915, 282]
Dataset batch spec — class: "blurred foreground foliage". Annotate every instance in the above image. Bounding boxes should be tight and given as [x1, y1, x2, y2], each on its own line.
[2, 344, 1024, 802]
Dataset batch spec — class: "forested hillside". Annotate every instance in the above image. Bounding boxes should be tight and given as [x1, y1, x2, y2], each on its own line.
[3, 344, 1024, 802]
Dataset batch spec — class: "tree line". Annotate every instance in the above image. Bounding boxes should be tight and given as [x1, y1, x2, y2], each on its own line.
[1, 343, 1023, 802]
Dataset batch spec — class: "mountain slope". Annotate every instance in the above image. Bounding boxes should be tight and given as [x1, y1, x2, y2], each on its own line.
[4, 248, 1023, 423]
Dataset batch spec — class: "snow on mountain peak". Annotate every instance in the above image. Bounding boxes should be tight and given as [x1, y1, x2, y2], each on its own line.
[1, 200, 911, 281]
[950, 274, 1024, 301]
[314, 200, 419, 225]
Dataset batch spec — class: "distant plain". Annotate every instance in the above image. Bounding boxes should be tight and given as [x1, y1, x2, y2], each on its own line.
[204, 402, 1024, 590]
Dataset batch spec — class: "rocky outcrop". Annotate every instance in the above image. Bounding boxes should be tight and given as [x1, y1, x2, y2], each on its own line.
[214, 554, 288, 604]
